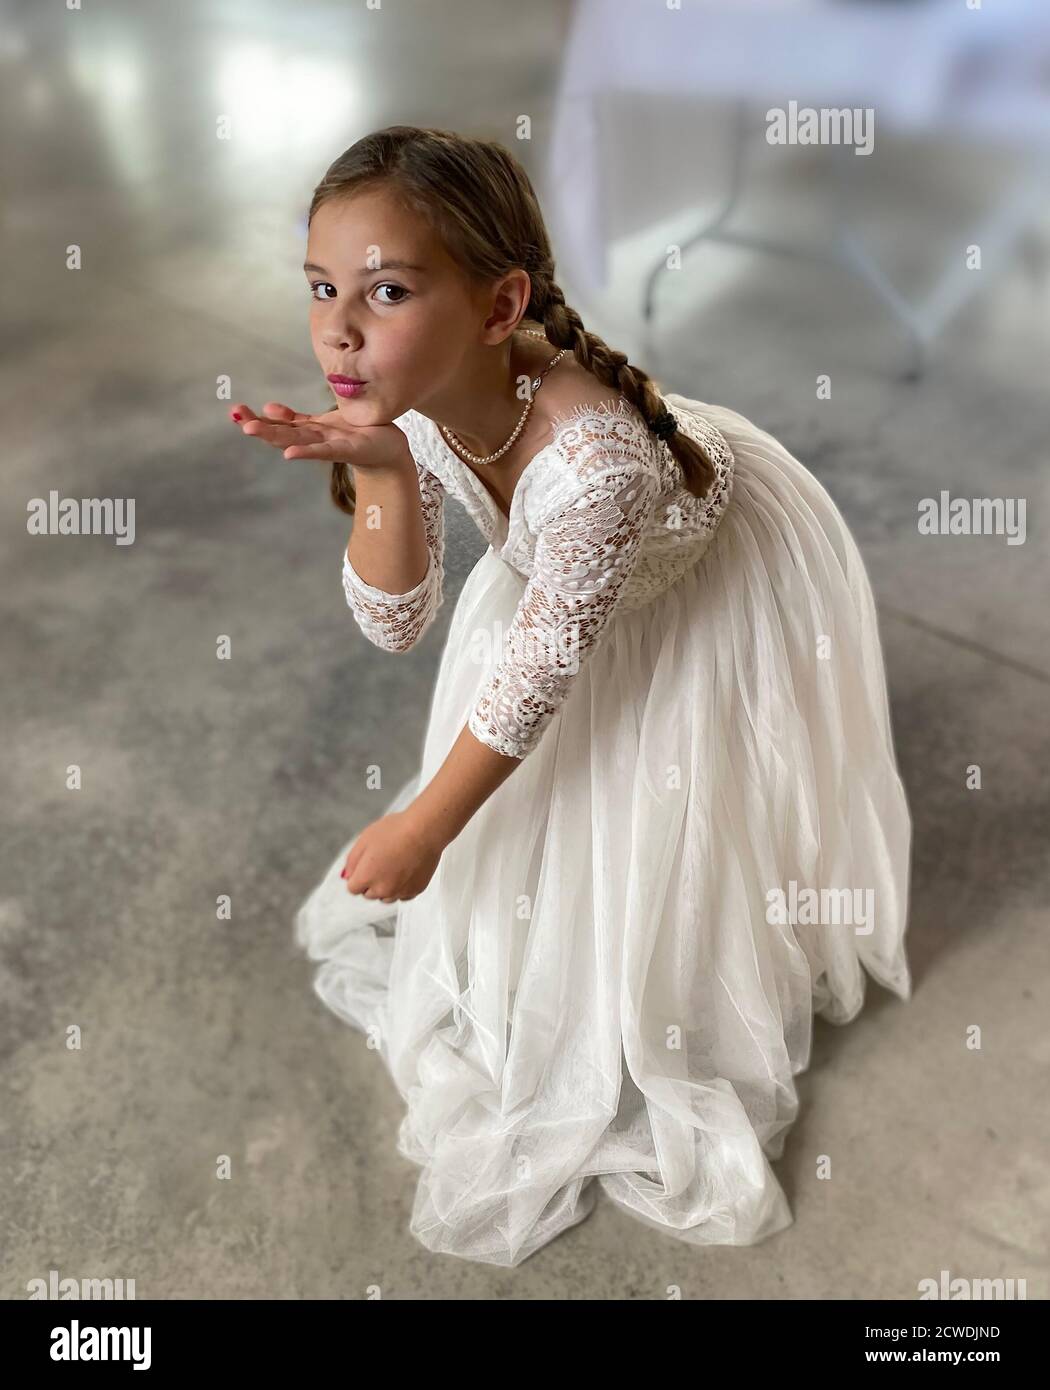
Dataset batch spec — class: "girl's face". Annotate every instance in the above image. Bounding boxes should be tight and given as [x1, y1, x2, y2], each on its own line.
[304, 187, 493, 424]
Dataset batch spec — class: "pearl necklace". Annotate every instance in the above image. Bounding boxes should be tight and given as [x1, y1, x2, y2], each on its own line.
[438, 329, 568, 466]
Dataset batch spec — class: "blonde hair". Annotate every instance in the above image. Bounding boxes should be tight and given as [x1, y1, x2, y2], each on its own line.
[307, 125, 717, 517]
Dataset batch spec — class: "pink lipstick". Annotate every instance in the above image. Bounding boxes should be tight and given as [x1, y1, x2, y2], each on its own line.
[328, 374, 367, 398]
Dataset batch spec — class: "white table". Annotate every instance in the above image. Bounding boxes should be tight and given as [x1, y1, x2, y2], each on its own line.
[543, 0, 1050, 375]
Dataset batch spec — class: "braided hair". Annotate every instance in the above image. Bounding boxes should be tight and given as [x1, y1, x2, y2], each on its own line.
[307, 126, 717, 516]
[520, 252, 713, 484]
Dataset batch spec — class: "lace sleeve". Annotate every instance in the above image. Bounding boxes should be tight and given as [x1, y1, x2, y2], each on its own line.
[468, 464, 660, 759]
[341, 458, 446, 652]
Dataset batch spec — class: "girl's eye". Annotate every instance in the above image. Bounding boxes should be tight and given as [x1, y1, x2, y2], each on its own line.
[308, 281, 409, 306]
[371, 282, 409, 306]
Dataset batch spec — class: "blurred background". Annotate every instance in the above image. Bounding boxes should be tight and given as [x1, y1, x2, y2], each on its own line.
[3, 0, 1048, 1300]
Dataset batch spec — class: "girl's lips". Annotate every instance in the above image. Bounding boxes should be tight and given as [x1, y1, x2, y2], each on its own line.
[329, 379, 367, 398]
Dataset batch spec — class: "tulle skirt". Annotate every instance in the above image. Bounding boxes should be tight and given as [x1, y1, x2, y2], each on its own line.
[294, 400, 912, 1267]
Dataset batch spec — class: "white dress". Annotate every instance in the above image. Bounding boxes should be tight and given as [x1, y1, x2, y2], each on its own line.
[295, 393, 912, 1267]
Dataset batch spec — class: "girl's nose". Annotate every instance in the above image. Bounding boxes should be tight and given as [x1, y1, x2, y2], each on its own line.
[323, 326, 364, 352]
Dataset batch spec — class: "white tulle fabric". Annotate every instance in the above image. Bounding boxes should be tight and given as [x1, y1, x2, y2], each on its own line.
[299, 394, 912, 1267]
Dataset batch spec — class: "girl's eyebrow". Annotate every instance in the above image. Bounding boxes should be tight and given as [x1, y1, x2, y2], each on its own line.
[302, 260, 426, 275]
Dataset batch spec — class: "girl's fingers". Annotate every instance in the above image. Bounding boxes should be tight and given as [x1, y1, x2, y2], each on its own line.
[241, 419, 294, 443]
[233, 406, 358, 461]
[229, 403, 313, 429]
[283, 440, 356, 462]
[261, 401, 314, 423]
[244, 421, 327, 448]
[240, 421, 290, 446]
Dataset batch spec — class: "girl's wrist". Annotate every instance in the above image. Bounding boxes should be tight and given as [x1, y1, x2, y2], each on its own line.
[404, 800, 455, 853]
[350, 440, 416, 482]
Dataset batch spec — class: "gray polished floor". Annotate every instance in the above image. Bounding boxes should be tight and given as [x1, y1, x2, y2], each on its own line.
[3, 0, 1048, 1300]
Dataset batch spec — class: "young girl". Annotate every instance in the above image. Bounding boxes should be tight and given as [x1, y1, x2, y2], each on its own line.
[232, 126, 912, 1268]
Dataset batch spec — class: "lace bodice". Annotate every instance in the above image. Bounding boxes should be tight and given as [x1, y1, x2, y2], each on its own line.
[341, 394, 735, 759]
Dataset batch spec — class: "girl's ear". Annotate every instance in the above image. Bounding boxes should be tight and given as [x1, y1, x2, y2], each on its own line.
[483, 269, 533, 343]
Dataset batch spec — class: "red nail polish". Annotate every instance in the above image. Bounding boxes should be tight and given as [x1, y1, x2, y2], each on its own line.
[231, 412, 242, 421]
[340, 867, 346, 878]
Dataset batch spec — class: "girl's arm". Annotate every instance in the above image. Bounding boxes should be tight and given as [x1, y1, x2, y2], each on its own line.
[469, 465, 659, 759]
[406, 463, 660, 850]
[342, 452, 446, 652]
[407, 722, 522, 850]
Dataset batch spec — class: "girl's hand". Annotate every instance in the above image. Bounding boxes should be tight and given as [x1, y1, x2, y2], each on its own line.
[229, 401, 412, 471]
[340, 810, 445, 903]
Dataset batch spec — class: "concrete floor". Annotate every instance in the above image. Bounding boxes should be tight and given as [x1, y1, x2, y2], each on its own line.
[2, 1, 1048, 1299]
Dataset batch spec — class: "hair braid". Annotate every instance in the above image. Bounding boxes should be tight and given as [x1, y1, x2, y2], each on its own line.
[530, 276, 716, 499]
[329, 460, 355, 518]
